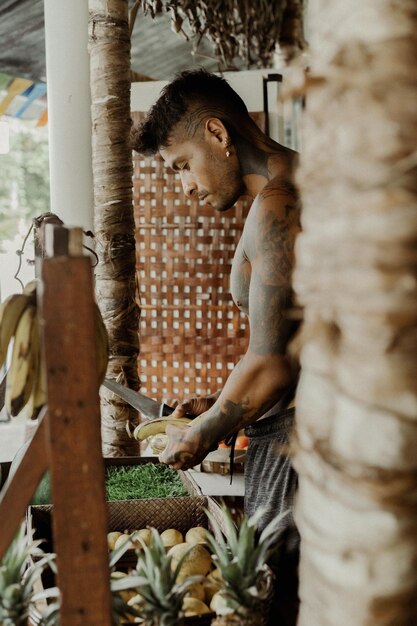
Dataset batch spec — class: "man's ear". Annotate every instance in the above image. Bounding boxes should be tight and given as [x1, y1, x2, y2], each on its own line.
[205, 118, 228, 144]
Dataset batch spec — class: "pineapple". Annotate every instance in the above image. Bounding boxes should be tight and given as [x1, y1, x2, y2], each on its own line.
[29, 535, 142, 626]
[111, 527, 204, 626]
[205, 506, 288, 626]
[0, 522, 58, 626]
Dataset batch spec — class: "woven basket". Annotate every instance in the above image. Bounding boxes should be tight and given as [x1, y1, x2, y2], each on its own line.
[27, 495, 223, 626]
[132, 111, 265, 404]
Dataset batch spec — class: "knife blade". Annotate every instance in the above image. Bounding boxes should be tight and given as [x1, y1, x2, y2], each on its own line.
[102, 378, 178, 421]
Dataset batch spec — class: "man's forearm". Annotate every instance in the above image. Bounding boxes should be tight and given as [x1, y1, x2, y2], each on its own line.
[192, 351, 293, 445]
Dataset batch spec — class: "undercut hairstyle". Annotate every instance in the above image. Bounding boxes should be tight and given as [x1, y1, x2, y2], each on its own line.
[132, 68, 275, 156]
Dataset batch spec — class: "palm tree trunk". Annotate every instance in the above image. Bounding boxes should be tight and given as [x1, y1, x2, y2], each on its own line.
[294, 0, 417, 624]
[89, 0, 140, 456]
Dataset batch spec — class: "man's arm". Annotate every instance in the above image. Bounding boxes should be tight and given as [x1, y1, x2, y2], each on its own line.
[160, 185, 300, 469]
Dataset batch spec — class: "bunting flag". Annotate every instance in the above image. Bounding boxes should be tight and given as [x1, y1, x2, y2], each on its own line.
[0, 73, 48, 126]
[0, 73, 12, 92]
[14, 83, 47, 118]
[36, 109, 48, 127]
[0, 77, 33, 116]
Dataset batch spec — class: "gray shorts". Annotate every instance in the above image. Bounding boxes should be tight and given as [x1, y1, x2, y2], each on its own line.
[245, 408, 299, 625]
[244, 408, 298, 533]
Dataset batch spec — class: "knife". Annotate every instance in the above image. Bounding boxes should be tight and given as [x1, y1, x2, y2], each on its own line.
[102, 378, 191, 421]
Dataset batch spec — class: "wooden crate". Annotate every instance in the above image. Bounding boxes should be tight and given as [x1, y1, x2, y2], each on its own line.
[27, 494, 229, 626]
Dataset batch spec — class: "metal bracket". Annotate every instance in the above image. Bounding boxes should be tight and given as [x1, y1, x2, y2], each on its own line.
[263, 73, 283, 137]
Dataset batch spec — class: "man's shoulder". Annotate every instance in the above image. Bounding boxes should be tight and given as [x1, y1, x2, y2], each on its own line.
[242, 173, 300, 261]
[250, 174, 299, 225]
[257, 175, 299, 205]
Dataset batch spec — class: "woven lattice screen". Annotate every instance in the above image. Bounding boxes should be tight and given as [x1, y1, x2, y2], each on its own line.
[132, 112, 264, 403]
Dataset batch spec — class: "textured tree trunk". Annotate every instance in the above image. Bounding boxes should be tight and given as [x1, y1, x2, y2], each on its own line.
[294, 1, 417, 624]
[89, 0, 140, 456]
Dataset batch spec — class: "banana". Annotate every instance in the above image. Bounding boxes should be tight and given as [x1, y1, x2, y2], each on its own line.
[27, 329, 47, 420]
[148, 433, 169, 454]
[133, 417, 192, 441]
[5, 304, 39, 417]
[0, 292, 36, 368]
[22, 279, 39, 296]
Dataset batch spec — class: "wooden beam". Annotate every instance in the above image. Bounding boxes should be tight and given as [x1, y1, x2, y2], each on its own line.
[0, 416, 48, 561]
[41, 245, 112, 626]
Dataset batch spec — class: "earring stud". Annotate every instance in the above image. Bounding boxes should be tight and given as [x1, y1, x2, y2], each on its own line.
[225, 137, 231, 157]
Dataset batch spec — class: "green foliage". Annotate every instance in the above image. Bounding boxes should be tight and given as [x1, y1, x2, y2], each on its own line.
[204, 505, 286, 611]
[110, 528, 202, 626]
[0, 521, 58, 626]
[31, 471, 52, 505]
[30, 463, 188, 506]
[0, 121, 50, 251]
[105, 464, 188, 501]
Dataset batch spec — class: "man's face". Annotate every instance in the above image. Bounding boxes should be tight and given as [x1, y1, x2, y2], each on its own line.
[159, 133, 244, 212]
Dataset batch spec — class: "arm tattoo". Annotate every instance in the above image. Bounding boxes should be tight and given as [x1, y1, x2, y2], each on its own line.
[203, 397, 253, 436]
[250, 282, 297, 355]
[248, 185, 300, 356]
[259, 180, 298, 206]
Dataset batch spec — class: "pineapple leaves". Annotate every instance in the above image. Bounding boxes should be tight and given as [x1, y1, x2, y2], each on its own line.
[108, 533, 136, 568]
[204, 504, 285, 610]
[128, 526, 200, 620]
[258, 508, 289, 545]
[110, 574, 148, 592]
[0, 521, 59, 626]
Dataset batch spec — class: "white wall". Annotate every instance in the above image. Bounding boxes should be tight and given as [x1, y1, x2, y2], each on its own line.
[131, 69, 295, 147]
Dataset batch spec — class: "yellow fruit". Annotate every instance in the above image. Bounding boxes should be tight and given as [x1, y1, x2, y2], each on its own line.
[111, 571, 137, 603]
[127, 593, 145, 608]
[107, 531, 122, 551]
[5, 304, 39, 417]
[133, 417, 192, 441]
[207, 568, 222, 583]
[185, 526, 208, 545]
[0, 292, 35, 368]
[185, 582, 206, 602]
[210, 591, 230, 613]
[168, 543, 212, 581]
[114, 533, 133, 551]
[160, 528, 184, 549]
[182, 597, 211, 616]
[132, 528, 153, 548]
[204, 569, 222, 603]
[148, 433, 169, 454]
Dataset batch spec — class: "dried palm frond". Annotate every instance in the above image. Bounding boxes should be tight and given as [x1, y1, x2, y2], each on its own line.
[139, 0, 306, 69]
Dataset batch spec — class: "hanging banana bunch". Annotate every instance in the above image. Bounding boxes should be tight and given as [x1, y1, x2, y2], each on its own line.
[0, 280, 109, 420]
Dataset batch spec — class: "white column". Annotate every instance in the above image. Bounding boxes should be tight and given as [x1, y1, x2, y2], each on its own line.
[43, 0, 93, 231]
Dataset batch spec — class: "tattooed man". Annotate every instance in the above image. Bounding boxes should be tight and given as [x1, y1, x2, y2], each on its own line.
[133, 69, 300, 624]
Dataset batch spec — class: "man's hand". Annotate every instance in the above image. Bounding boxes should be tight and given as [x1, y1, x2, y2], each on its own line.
[171, 392, 219, 419]
[159, 421, 216, 470]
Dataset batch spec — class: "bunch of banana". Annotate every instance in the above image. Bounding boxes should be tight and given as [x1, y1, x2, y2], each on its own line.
[0, 280, 109, 419]
[0, 280, 44, 419]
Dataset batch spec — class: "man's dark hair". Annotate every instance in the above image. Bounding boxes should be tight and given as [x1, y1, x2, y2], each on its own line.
[132, 69, 252, 156]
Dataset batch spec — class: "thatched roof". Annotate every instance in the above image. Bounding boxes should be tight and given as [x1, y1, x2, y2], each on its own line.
[0, 0, 223, 83]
